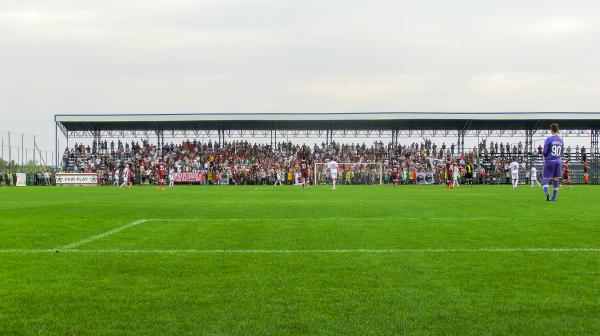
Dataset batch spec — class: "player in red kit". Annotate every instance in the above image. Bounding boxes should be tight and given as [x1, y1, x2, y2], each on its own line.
[156, 162, 167, 190]
[561, 160, 572, 189]
[390, 158, 400, 187]
[445, 162, 453, 191]
[127, 164, 134, 189]
[299, 157, 310, 189]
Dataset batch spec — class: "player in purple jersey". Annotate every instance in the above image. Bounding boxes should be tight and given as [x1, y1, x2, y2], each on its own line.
[542, 123, 564, 201]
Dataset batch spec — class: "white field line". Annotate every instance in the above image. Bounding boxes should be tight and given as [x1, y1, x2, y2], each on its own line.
[50, 217, 509, 252]
[1, 248, 599, 254]
[32, 216, 596, 252]
[155, 217, 511, 221]
[56, 219, 154, 250]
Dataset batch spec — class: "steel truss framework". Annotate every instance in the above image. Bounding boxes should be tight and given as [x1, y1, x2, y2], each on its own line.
[54, 113, 600, 182]
[60, 128, 595, 140]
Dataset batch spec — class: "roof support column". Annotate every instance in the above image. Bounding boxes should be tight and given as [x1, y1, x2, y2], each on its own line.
[391, 129, 398, 146]
[156, 130, 163, 155]
[525, 128, 534, 182]
[218, 129, 224, 146]
[457, 129, 465, 156]
[93, 130, 101, 155]
[591, 129, 599, 184]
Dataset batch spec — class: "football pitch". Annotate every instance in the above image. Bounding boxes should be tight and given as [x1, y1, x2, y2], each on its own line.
[1, 185, 599, 335]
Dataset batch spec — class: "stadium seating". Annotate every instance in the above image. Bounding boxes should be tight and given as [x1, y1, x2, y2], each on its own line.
[58, 139, 591, 185]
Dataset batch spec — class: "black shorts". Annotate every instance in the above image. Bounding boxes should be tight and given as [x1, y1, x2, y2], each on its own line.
[465, 173, 473, 179]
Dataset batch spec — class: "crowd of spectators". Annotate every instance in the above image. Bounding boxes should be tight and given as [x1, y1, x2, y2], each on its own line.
[60, 138, 592, 185]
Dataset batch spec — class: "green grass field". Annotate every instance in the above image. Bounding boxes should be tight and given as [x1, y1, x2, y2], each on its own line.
[1, 184, 599, 335]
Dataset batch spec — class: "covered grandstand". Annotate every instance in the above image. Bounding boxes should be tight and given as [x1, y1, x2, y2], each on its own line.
[55, 112, 600, 183]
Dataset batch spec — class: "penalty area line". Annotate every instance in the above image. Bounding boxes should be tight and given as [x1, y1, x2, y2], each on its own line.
[55, 219, 155, 251]
[1, 248, 599, 254]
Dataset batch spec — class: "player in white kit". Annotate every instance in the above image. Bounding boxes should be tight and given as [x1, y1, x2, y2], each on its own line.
[452, 164, 460, 188]
[530, 166, 541, 187]
[509, 159, 520, 189]
[120, 167, 129, 188]
[168, 168, 175, 187]
[113, 169, 120, 186]
[275, 168, 284, 186]
[327, 158, 339, 190]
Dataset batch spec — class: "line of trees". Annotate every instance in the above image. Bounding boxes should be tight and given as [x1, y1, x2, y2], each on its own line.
[0, 158, 51, 173]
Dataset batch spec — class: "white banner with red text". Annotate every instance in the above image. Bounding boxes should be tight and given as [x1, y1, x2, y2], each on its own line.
[172, 172, 203, 183]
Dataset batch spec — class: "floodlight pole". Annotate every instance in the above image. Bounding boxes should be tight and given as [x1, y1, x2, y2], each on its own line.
[7, 131, 10, 173]
[55, 121, 58, 169]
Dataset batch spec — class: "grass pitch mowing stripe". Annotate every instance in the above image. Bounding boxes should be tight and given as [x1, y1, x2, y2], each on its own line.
[1, 185, 599, 335]
[2, 247, 600, 254]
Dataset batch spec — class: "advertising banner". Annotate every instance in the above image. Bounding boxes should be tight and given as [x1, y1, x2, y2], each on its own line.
[417, 172, 435, 184]
[173, 172, 202, 183]
[56, 173, 97, 186]
[428, 158, 445, 169]
[15, 173, 27, 186]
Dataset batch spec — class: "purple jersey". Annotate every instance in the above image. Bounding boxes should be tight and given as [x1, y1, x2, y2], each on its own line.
[543, 135, 564, 161]
[543, 135, 564, 179]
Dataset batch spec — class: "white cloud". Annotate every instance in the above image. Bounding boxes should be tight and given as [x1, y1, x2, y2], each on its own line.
[293, 75, 437, 101]
[471, 73, 553, 94]
[526, 17, 590, 37]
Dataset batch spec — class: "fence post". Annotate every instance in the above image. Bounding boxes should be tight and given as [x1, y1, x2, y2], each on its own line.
[8, 131, 11, 173]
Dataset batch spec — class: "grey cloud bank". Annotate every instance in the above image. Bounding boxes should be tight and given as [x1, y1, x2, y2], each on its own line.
[1, 0, 599, 140]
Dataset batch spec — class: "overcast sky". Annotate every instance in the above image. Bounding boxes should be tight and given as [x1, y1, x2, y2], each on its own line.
[1, 0, 599, 143]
